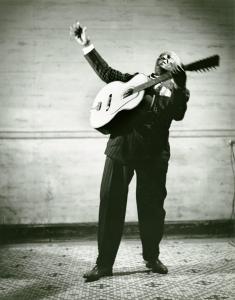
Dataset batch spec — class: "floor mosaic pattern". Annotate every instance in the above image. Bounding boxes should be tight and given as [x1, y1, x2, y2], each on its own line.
[0, 238, 234, 300]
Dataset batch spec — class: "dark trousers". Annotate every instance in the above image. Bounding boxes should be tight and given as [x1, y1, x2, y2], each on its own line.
[96, 153, 169, 267]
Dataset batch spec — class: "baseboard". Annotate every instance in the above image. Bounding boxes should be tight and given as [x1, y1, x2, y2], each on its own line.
[0, 219, 234, 244]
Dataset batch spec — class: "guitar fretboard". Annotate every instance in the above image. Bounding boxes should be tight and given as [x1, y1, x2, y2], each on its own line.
[131, 55, 219, 93]
[132, 72, 172, 94]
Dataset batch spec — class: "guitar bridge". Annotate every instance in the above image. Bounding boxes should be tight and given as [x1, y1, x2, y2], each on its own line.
[91, 102, 102, 111]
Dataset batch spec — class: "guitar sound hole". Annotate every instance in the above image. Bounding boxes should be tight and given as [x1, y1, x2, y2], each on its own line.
[106, 94, 112, 111]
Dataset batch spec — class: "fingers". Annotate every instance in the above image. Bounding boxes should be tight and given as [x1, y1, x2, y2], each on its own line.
[69, 25, 75, 37]
[171, 64, 185, 75]
[70, 21, 88, 44]
[73, 20, 80, 29]
[177, 65, 185, 73]
[82, 26, 87, 37]
[69, 21, 82, 35]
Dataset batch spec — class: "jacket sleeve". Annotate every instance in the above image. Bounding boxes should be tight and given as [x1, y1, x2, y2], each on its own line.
[154, 86, 190, 121]
[84, 48, 134, 83]
[170, 87, 190, 121]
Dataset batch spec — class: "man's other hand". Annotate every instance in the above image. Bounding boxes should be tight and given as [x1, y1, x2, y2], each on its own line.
[70, 21, 90, 46]
[171, 66, 187, 88]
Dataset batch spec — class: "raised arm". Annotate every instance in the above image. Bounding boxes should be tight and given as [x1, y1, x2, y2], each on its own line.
[70, 21, 135, 84]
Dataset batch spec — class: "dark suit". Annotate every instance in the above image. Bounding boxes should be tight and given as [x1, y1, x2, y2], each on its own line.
[85, 48, 190, 267]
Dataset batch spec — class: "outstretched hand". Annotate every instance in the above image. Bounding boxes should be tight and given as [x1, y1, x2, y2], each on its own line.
[70, 21, 90, 46]
[171, 65, 187, 88]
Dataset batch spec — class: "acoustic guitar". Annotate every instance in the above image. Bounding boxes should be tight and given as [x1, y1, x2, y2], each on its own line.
[89, 55, 219, 134]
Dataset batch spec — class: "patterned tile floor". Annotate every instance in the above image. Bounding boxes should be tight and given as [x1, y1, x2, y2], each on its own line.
[0, 238, 234, 300]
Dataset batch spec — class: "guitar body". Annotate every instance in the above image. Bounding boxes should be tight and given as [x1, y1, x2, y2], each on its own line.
[89, 55, 219, 134]
[90, 73, 149, 134]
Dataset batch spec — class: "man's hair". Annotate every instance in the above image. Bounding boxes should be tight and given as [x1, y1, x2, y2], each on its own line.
[158, 51, 182, 66]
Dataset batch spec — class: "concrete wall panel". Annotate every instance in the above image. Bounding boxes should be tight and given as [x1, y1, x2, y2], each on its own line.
[0, 0, 234, 224]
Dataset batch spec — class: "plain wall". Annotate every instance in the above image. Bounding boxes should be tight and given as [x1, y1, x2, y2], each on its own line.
[0, 0, 234, 224]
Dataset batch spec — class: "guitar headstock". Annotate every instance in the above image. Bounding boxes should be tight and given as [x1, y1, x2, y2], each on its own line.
[184, 55, 220, 72]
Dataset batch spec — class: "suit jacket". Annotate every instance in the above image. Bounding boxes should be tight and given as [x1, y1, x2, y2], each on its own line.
[85, 48, 190, 164]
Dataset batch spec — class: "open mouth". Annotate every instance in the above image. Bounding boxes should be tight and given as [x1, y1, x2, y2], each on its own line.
[160, 61, 168, 66]
[159, 60, 171, 70]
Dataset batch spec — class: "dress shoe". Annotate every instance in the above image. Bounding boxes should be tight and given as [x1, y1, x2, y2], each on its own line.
[146, 258, 168, 274]
[83, 265, 113, 282]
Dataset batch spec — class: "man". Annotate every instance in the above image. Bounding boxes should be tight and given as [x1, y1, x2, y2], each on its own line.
[70, 22, 190, 282]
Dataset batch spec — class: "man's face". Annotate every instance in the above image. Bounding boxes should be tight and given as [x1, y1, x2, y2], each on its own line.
[155, 51, 181, 74]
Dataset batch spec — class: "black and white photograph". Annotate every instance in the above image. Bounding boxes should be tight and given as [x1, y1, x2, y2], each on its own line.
[0, 0, 234, 299]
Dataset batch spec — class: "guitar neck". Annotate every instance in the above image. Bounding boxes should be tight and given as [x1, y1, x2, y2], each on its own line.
[132, 72, 172, 94]
[132, 61, 198, 93]
[129, 53, 219, 94]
